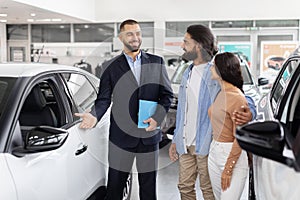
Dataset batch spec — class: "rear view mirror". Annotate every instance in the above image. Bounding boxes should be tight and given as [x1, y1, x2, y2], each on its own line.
[12, 126, 68, 157]
[25, 126, 68, 151]
[236, 121, 294, 168]
[258, 77, 269, 86]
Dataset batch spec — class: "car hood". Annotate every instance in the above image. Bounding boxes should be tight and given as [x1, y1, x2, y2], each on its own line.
[243, 85, 261, 105]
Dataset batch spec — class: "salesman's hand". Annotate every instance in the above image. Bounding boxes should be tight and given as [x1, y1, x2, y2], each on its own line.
[169, 143, 178, 161]
[74, 112, 97, 129]
[232, 105, 252, 126]
[143, 117, 158, 132]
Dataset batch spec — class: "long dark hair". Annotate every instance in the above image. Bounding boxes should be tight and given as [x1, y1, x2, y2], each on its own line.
[186, 24, 218, 62]
[214, 52, 244, 92]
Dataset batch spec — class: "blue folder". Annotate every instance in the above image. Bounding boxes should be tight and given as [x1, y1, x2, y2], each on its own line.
[138, 100, 158, 128]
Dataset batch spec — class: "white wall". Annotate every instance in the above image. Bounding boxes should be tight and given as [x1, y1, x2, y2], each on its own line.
[13, 0, 300, 23]
[94, 0, 300, 22]
[0, 24, 7, 62]
[14, 0, 96, 22]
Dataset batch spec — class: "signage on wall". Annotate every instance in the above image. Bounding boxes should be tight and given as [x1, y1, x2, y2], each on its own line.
[163, 37, 183, 56]
[218, 43, 252, 67]
[260, 41, 298, 83]
[10, 47, 25, 62]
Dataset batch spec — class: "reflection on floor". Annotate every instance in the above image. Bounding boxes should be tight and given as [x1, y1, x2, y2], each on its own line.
[130, 141, 249, 200]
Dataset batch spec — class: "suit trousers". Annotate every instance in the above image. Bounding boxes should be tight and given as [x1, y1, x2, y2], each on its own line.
[105, 140, 159, 200]
[178, 145, 215, 200]
[208, 140, 248, 200]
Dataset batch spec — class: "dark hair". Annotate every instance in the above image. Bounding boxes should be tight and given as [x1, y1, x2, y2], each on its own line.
[214, 52, 244, 92]
[186, 24, 218, 62]
[119, 19, 139, 32]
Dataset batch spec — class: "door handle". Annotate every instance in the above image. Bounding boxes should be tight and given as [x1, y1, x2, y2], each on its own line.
[75, 144, 88, 156]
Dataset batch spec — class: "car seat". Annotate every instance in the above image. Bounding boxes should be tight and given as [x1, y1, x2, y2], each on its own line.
[19, 85, 58, 127]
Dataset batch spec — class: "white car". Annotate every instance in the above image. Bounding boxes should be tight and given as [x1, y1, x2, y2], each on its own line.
[161, 55, 269, 140]
[0, 63, 130, 200]
[236, 52, 300, 200]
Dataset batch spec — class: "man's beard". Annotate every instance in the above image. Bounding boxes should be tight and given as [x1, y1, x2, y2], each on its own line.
[182, 48, 198, 61]
[124, 40, 141, 52]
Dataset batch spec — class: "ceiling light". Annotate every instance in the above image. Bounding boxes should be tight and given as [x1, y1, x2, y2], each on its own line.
[27, 19, 34, 22]
[0, 19, 7, 23]
[36, 19, 51, 22]
[30, 13, 36, 17]
[0, 13, 8, 17]
[51, 18, 62, 22]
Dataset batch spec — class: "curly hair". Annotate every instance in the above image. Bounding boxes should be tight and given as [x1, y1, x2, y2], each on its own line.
[214, 52, 244, 92]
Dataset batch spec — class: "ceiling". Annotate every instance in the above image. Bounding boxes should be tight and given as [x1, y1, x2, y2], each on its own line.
[0, 0, 89, 24]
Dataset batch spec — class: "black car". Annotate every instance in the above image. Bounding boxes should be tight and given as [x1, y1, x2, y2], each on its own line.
[236, 48, 300, 199]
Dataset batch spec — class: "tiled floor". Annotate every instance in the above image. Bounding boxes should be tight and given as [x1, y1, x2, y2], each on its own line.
[130, 141, 249, 200]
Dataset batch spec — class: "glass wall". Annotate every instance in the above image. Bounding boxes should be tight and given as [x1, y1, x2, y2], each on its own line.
[31, 24, 71, 42]
[74, 23, 114, 42]
[166, 21, 209, 37]
[116, 22, 154, 37]
[6, 24, 28, 40]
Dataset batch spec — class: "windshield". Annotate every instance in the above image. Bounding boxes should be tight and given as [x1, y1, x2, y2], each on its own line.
[240, 63, 253, 85]
[171, 61, 191, 84]
[0, 77, 17, 120]
[171, 60, 253, 85]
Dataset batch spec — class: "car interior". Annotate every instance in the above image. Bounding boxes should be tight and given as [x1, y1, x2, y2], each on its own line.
[15, 81, 64, 146]
[19, 84, 58, 127]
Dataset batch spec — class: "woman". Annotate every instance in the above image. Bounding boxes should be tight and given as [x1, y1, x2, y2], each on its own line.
[208, 52, 249, 200]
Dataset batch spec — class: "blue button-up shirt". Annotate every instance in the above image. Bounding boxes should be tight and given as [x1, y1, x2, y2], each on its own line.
[172, 62, 256, 156]
[124, 51, 142, 85]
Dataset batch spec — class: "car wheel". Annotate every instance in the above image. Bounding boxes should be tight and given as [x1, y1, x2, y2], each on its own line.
[122, 173, 132, 200]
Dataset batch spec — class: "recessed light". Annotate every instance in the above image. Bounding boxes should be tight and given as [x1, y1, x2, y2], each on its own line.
[51, 18, 62, 22]
[30, 13, 36, 17]
[36, 19, 51, 22]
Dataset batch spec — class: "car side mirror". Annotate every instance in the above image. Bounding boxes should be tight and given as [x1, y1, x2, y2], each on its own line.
[258, 77, 269, 86]
[236, 121, 295, 169]
[12, 126, 68, 157]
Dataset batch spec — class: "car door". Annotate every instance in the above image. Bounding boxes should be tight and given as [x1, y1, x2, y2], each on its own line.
[4, 76, 100, 200]
[60, 72, 109, 187]
[237, 57, 300, 200]
[61, 71, 134, 200]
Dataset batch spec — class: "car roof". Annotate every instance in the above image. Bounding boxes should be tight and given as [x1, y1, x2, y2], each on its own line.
[0, 62, 82, 77]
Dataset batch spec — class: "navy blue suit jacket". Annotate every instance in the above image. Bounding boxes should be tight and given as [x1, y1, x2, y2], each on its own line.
[95, 51, 173, 148]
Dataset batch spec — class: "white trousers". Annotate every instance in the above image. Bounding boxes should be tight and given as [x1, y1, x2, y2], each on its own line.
[208, 139, 248, 200]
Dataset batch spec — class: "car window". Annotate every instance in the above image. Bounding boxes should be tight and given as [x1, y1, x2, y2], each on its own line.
[0, 78, 17, 120]
[62, 73, 97, 112]
[171, 61, 191, 84]
[19, 79, 65, 133]
[271, 59, 300, 113]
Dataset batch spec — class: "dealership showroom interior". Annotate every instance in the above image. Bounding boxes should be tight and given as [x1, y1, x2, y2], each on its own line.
[1, 0, 300, 200]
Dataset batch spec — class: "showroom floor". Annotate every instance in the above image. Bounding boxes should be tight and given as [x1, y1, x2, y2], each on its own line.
[130, 141, 249, 200]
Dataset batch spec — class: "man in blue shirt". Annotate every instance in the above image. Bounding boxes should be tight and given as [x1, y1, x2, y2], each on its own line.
[168, 24, 256, 200]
